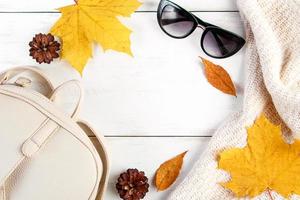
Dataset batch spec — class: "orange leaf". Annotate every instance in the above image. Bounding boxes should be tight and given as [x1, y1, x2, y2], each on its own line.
[155, 151, 187, 191]
[200, 57, 236, 96]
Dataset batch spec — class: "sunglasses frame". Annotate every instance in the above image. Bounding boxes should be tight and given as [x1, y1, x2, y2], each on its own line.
[157, 0, 246, 58]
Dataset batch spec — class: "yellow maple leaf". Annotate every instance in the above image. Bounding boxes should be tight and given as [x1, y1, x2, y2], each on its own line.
[218, 115, 300, 198]
[51, 0, 141, 74]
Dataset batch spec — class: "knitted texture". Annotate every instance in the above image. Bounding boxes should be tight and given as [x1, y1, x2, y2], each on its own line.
[168, 0, 300, 199]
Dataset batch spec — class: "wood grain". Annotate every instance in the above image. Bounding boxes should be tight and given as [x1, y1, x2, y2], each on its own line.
[0, 12, 245, 136]
[91, 137, 210, 199]
[0, 0, 245, 199]
[0, 13, 245, 136]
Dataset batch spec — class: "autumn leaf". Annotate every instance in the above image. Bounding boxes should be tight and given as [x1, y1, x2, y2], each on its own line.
[50, 0, 142, 74]
[218, 114, 300, 198]
[200, 57, 236, 96]
[155, 151, 187, 191]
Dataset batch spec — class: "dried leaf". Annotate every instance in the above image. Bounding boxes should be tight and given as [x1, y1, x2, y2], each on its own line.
[155, 151, 187, 191]
[50, 0, 142, 74]
[201, 57, 236, 96]
[218, 114, 300, 198]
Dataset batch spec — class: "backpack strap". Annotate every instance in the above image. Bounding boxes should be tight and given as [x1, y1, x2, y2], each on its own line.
[77, 121, 110, 200]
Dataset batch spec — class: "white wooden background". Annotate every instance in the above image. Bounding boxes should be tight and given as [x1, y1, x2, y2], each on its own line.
[0, 0, 245, 199]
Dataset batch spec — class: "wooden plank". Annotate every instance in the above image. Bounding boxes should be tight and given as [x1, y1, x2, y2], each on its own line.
[90, 137, 211, 199]
[0, 12, 245, 136]
[0, 0, 238, 12]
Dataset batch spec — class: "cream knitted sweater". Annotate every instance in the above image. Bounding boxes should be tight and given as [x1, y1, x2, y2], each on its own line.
[168, 0, 300, 199]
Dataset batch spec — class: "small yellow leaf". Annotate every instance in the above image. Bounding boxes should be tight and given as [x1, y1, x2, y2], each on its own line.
[155, 151, 187, 191]
[200, 57, 236, 96]
[218, 114, 300, 198]
[51, 0, 142, 74]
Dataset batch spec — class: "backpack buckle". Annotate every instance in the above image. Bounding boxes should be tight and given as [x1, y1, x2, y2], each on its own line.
[15, 77, 32, 87]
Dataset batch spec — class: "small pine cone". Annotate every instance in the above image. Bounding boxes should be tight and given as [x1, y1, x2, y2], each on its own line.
[29, 33, 60, 64]
[116, 169, 149, 200]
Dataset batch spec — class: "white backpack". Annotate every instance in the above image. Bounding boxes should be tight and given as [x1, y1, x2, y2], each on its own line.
[0, 67, 109, 200]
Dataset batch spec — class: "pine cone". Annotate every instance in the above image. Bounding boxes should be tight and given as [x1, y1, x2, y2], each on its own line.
[116, 169, 149, 200]
[29, 33, 60, 64]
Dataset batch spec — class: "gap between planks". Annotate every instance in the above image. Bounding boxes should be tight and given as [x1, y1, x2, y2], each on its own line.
[89, 135, 212, 138]
[0, 10, 239, 14]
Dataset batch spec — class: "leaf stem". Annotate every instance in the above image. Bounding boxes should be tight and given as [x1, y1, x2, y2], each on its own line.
[267, 188, 274, 200]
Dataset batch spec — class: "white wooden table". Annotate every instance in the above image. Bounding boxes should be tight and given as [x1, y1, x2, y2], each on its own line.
[0, 0, 245, 199]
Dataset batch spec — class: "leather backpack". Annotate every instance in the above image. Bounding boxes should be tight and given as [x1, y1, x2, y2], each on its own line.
[0, 66, 109, 200]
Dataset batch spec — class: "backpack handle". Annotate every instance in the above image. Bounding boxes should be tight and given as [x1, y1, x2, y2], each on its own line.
[50, 80, 83, 118]
[0, 66, 54, 98]
[0, 66, 82, 118]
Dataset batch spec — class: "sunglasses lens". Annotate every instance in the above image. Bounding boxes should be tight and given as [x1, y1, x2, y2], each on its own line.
[160, 5, 195, 38]
[202, 28, 244, 58]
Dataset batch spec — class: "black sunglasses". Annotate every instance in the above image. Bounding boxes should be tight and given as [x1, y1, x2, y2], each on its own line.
[157, 0, 245, 58]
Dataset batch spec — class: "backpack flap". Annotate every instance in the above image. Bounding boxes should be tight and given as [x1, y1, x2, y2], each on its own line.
[0, 91, 51, 186]
[0, 87, 102, 200]
[0, 67, 109, 200]
[0, 68, 83, 187]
